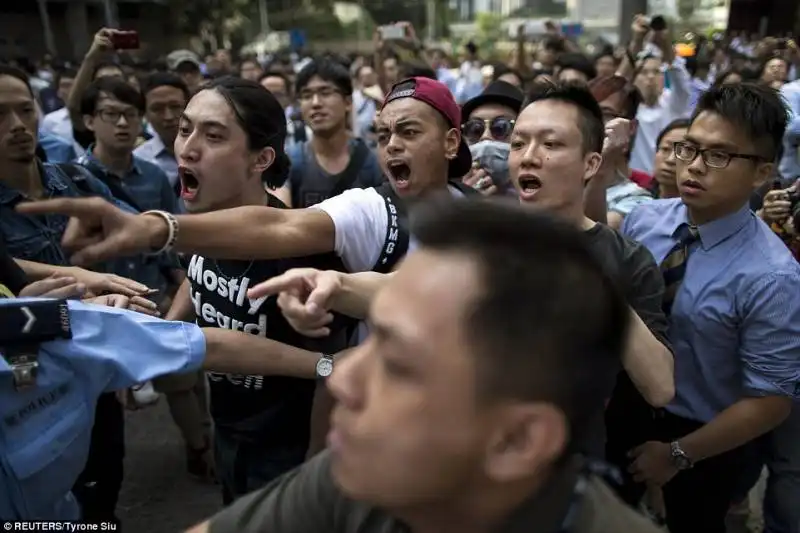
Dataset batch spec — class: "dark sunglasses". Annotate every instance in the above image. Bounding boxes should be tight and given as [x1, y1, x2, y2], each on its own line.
[462, 117, 516, 143]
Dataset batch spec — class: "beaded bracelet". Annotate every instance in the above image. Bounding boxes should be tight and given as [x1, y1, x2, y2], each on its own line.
[142, 210, 179, 256]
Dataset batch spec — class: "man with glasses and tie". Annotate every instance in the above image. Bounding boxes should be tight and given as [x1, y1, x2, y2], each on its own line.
[621, 83, 800, 533]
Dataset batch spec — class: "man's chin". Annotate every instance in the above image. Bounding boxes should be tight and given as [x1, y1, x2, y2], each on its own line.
[9, 154, 35, 164]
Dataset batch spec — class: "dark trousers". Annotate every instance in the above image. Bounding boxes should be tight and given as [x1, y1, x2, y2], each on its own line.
[606, 386, 760, 533]
[73, 393, 125, 525]
[214, 430, 306, 505]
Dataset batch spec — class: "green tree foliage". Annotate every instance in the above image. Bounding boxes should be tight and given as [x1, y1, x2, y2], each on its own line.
[677, 0, 698, 22]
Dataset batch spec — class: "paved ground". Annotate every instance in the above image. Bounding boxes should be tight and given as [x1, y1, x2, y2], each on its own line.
[117, 401, 219, 532]
[115, 400, 764, 533]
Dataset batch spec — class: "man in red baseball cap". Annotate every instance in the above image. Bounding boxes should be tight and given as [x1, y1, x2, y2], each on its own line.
[376, 77, 473, 198]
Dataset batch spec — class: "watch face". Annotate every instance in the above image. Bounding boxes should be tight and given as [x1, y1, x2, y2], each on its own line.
[317, 358, 334, 378]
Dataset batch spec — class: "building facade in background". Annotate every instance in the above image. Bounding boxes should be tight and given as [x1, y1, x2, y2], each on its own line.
[0, 0, 170, 61]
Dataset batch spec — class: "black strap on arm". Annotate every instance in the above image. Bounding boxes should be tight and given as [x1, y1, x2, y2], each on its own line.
[371, 182, 410, 274]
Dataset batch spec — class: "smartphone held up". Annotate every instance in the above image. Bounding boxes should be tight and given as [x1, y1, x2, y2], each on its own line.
[110, 30, 140, 50]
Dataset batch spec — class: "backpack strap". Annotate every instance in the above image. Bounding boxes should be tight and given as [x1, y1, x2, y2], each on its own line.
[371, 182, 410, 274]
[329, 140, 371, 198]
[55, 163, 98, 197]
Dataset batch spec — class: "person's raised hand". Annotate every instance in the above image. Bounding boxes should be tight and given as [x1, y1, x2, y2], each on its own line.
[248, 268, 343, 337]
[16, 197, 162, 266]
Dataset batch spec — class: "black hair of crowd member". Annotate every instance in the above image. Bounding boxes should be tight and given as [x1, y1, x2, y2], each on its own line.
[524, 82, 604, 154]
[55, 67, 78, 86]
[543, 36, 565, 53]
[140, 72, 190, 100]
[711, 68, 741, 89]
[465, 41, 478, 56]
[200, 76, 290, 189]
[656, 118, 690, 148]
[400, 62, 437, 81]
[79, 77, 145, 116]
[556, 53, 597, 80]
[258, 70, 292, 93]
[295, 58, 353, 97]
[684, 56, 711, 78]
[692, 83, 788, 162]
[593, 45, 616, 63]
[490, 62, 524, 86]
[0, 64, 34, 97]
[411, 199, 629, 453]
[91, 60, 124, 80]
[758, 55, 790, 79]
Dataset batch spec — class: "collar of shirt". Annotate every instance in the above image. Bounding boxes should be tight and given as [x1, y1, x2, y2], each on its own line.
[666, 201, 752, 251]
[0, 160, 69, 205]
[80, 144, 142, 180]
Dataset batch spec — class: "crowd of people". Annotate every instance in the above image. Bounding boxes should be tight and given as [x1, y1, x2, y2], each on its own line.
[1, 13, 799, 533]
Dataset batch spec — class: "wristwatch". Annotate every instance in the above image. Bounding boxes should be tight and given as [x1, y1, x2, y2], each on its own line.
[669, 440, 694, 470]
[315, 353, 334, 379]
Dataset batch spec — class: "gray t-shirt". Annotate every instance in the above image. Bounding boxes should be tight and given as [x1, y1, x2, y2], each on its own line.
[287, 138, 385, 208]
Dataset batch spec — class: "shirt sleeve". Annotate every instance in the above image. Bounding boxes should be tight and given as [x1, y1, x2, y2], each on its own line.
[739, 272, 800, 399]
[311, 188, 387, 272]
[609, 190, 654, 217]
[53, 300, 206, 392]
[665, 58, 692, 117]
[208, 450, 341, 533]
[622, 238, 671, 349]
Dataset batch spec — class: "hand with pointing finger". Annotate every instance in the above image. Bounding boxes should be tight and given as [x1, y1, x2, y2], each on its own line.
[16, 197, 162, 266]
[248, 268, 343, 337]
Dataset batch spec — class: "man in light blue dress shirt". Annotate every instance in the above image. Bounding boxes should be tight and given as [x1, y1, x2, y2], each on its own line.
[622, 84, 800, 533]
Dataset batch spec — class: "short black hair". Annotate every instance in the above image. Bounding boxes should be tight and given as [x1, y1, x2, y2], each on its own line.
[258, 70, 291, 93]
[692, 82, 788, 162]
[524, 82, 604, 154]
[295, 59, 352, 96]
[55, 67, 78, 86]
[140, 72, 190, 100]
[400, 62, 437, 81]
[412, 199, 629, 451]
[91, 60, 124, 80]
[656, 118, 690, 147]
[200, 76, 289, 189]
[491, 62, 523, 86]
[80, 77, 145, 116]
[556, 53, 597, 80]
[0, 64, 33, 97]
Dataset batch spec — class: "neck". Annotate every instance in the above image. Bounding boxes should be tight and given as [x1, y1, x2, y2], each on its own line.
[94, 143, 133, 177]
[312, 128, 349, 157]
[0, 160, 43, 198]
[400, 462, 571, 533]
[212, 183, 268, 212]
[687, 202, 744, 226]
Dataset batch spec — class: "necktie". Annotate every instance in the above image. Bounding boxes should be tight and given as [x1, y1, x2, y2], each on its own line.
[660, 224, 699, 316]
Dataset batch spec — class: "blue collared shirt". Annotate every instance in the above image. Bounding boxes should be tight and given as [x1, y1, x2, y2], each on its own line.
[623, 199, 800, 422]
[133, 133, 178, 188]
[77, 147, 182, 294]
[0, 162, 128, 268]
[0, 298, 205, 519]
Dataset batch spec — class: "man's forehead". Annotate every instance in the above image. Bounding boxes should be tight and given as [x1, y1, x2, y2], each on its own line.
[377, 98, 435, 125]
[517, 100, 577, 130]
[371, 250, 477, 338]
[0, 75, 32, 98]
[97, 94, 135, 109]
[183, 90, 234, 122]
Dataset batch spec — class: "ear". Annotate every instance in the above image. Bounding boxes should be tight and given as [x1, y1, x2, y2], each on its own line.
[252, 146, 276, 175]
[483, 403, 568, 483]
[445, 128, 461, 160]
[582, 151, 603, 187]
[83, 115, 95, 133]
[752, 161, 774, 190]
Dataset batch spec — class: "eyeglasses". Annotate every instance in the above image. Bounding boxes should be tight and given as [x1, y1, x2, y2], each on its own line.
[298, 87, 341, 102]
[96, 109, 140, 124]
[673, 141, 763, 169]
[462, 117, 516, 143]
